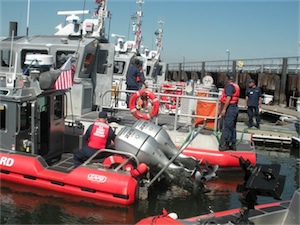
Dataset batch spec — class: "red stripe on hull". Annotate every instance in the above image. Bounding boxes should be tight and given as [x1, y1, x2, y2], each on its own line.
[184, 200, 290, 222]
[0, 153, 137, 205]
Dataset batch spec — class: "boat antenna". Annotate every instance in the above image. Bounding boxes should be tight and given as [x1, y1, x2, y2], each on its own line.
[26, 0, 30, 36]
[132, 0, 144, 53]
[93, 0, 109, 39]
[155, 20, 164, 59]
[81, 0, 87, 22]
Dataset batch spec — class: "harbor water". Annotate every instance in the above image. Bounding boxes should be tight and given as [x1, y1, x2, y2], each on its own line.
[1, 146, 299, 224]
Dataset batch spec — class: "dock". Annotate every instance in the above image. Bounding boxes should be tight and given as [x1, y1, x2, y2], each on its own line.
[237, 99, 299, 147]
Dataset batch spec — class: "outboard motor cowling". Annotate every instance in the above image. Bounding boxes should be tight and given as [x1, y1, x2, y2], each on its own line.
[115, 127, 196, 189]
[133, 120, 199, 169]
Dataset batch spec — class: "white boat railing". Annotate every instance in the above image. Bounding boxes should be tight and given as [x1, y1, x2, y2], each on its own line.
[100, 86, 222, 132]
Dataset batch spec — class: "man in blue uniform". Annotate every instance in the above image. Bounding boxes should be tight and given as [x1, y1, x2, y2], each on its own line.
[73, 111, 116, 168]
[245, 79, 262, 129]
[220, 73, 240, 151]
[126, 59, 147, 107]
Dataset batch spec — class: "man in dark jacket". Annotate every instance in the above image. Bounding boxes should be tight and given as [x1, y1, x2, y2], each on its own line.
[126, 59, 147, 107]
[245, 79, 263, 129]
[73, 111, 116, 168]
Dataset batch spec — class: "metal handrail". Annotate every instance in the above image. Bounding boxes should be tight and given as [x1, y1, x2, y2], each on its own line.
[99, 87, 221, 131]
[82, 148, 140, 169]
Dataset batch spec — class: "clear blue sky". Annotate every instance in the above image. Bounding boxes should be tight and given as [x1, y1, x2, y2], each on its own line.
[1, 0, 299, 63]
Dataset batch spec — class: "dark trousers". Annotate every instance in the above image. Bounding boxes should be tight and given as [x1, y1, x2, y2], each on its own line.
[126, 86, 139, 107]
[73, 146, 111, 168]
[247, 106, 260, 126]
[222, 104, 239, 145]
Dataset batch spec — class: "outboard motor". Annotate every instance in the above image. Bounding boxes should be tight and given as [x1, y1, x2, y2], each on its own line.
[114, 126, 203, 192]
[133, 120, 199, 170]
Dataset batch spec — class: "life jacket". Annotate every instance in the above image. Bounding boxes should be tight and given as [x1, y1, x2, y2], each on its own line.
[88, 121, 109, 149]
[220, 82, 240, 104]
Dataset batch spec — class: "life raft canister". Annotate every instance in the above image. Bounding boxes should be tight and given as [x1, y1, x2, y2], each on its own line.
[160, 83, 182, 109]
[103, 155, 148, 178]
[129, 89, 159, 120]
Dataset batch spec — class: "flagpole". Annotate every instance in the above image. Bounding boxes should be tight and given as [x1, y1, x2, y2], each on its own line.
[26, 0, 30, 36]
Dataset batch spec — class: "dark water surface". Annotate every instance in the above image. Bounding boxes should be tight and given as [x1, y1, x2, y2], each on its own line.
[1, 146, 299, 224]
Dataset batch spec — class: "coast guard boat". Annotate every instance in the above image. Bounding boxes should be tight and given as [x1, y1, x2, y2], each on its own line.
[0, 0, 256, 170]
[0, 1, 220, 204]
[0, 0, 256, 205]
[110, 0, 167, 109]
[0, 52, 219, 205]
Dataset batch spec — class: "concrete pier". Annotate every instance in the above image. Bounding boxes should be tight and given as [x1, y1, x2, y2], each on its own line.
[237, 98, 299, 146]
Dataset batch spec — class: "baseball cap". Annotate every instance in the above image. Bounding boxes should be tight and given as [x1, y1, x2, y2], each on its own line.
[98, 111, 107, 119]
[226, 72, 235, 80]
[249, 79, 255, 83]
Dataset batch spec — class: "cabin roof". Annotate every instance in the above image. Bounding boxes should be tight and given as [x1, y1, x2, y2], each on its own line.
[0, 35, 94, 47]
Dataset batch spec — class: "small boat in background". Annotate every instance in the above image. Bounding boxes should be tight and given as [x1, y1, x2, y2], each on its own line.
[136, 158, 299, 225]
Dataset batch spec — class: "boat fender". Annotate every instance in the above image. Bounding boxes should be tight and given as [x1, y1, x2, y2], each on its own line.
[129, 90, 159, 120]
[130, 163, 148, 178]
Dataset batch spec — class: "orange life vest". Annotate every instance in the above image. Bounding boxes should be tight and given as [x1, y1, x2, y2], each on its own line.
[88, 121, 109, 149]
[220, 82, 240, 104]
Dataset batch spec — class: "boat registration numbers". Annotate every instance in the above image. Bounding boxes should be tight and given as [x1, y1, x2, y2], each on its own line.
[0, 156, 14, 167]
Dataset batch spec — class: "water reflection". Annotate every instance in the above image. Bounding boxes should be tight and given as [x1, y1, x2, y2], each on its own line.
[1, 147, 299, 224]
[0, 182, 135, 224]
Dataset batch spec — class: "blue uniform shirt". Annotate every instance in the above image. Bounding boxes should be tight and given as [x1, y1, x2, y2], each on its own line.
[225, 84, 236, 97]
[126, 64, 140, 88]
[246, 86, 262, 107]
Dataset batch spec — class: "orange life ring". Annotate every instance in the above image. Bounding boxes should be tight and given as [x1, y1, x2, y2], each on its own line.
[129, 90, 159, 120]
[160, 83, 182, 109]
[103, 155, 133, 171]
[103, 155, 148, 178]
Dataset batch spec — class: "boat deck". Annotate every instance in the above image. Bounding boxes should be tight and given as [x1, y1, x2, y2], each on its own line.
[48, 153, 74, 173]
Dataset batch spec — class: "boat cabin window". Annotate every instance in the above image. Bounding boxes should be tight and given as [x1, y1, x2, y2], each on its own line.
[20, 102, 31, 131]
[113, 61, 125, 75]
[56, 51, 75, 69]
[146, 65, 151, 76]
[81, 53, 95, 76]
[96, 50, 108, 74]
[0, 105, 6, 130]
[1, 50, 11, 67]
[53, 95, 63, 120]
[156, 65, 163, 76]
[21, 49, 48, 73]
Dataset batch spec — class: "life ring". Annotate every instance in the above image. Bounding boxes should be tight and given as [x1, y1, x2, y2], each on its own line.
[103, 155, 148, 178]
[129, 89, 159, 120]
[103, 154, 133, 171]
[161, 83, 182, 109]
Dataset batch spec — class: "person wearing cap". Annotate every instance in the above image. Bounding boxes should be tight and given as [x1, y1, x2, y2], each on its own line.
[245, 79, 263, 129]
[73, 111, 116, 168]
[125, 59, 148, 107]
[219, 73, 240, 151]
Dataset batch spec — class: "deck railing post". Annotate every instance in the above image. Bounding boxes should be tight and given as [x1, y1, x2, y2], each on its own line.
[279, 58, 288, 105]
[201, 62, 205, 81]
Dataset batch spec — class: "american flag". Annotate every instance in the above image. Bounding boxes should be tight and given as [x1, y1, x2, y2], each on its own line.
[54, 57, 75, 90]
